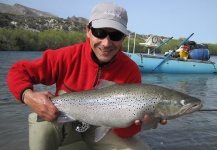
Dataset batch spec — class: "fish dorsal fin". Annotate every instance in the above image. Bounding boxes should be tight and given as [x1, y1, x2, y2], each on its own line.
[94, 127, 111, 142]
[94, 79, 116, 89]
[58, 90, 67, 96]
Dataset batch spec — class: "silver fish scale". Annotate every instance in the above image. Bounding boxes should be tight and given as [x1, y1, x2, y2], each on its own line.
[52, 84, 162, 128]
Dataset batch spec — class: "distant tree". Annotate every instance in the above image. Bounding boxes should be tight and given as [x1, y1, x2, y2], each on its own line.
[0, 27, 217, 54]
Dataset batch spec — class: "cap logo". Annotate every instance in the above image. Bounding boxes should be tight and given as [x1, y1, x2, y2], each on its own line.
[104, 10, 121, 19]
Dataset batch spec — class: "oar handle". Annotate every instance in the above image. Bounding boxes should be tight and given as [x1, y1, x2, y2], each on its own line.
[199, 109, 217, 111]
[178, 33, 194, 48]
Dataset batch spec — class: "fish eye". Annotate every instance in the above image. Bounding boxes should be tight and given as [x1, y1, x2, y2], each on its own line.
[180, 100, 186, 105]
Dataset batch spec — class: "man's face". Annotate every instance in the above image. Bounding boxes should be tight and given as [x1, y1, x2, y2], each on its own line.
[86, 25, 126, 64]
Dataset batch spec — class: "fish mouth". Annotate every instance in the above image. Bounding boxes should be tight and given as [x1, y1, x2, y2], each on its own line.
[184, 103, 203, 114]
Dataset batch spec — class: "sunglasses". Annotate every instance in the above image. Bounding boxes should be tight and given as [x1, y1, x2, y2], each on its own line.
[90, 26, 125, 41]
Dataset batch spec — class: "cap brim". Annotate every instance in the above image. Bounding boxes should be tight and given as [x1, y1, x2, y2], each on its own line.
[92, 19, 129, 35]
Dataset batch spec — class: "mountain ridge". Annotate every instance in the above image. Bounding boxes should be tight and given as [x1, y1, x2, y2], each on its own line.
[0, 3, 162, 40]
[0, 3, 57, 17]
[0, 3, 88, 23]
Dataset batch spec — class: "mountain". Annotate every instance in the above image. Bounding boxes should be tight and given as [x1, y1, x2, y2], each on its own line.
[70, 16, 88, 25]
[0, 3, 159, 40]
[0, 3, 57, 17]
[0, 3, 89, 33]
[0, 3, 88, 23]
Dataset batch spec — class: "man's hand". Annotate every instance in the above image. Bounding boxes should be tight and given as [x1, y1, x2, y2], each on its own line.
[135, 114, 167, 129]
[23, 90, 59, 121]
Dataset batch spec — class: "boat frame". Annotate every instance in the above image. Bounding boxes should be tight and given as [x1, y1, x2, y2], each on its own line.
[125, 33, 217, 74]
[125, 52, 217, 74]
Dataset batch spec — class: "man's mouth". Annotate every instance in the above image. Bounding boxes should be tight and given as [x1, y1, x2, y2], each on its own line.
[100, 49, 112, 52]
[98, 45, 115, 53]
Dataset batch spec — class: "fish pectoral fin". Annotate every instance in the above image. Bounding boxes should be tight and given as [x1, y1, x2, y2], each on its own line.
[94, 127, 111, 142]
[142, 114, 161, 130]
[142, 118, 161, 130]
[56, 112, 76, 123]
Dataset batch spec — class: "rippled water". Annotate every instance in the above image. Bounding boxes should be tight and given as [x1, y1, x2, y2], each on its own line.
[0, 51, 217, 150]
[139, 73, 217, 150]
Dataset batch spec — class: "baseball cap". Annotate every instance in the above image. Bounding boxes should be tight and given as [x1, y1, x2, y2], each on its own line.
[89, 2, 128, 35]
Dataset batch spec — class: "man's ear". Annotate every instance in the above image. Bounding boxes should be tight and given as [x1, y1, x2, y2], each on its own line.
[86, 24, 91, 38]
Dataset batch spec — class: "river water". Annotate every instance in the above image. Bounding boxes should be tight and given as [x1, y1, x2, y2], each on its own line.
[0, 51, 217, 150]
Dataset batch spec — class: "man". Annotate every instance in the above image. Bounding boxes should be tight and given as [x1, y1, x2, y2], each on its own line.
[7, 2, 166, 150]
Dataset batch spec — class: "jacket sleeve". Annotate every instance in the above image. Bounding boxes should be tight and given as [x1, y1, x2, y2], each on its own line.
[112, 124, 142, 138]
[112, 63, 142, 138]
[7, 50, 59, 102]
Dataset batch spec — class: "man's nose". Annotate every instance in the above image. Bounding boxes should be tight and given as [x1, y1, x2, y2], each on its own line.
[101, 35, 112, 46]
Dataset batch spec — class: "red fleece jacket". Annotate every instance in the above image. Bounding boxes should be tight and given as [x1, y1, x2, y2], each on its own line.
[7, 38, 142, 138]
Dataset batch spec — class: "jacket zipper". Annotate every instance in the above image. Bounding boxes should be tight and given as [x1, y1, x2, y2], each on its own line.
[93, 67, 102, 87]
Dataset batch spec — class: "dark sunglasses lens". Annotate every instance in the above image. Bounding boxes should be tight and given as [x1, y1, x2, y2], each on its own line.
[109, 32, 124, 41]
[91, 28, 107, 39]
[91, 27, 124, 41]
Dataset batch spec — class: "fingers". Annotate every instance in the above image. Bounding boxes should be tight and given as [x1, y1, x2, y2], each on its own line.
[42, 91, 55, 98]
[143, 114, 150, 121]
[24, 90, 58, 121]
[152, 124, 158, 129]
[160, 119, 167, 125]
[39, 101, 58, 121]
[135, 114, 156, 126]
[151, 118, 167, 129]
[152, 119, 167, 129]
[38, 96, 59, 121]
[135, 114, 168, 130]
[135, 119, 142, 125]
[43, 91, 59, 121]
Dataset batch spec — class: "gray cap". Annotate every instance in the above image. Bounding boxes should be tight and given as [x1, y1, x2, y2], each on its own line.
[89, 2, 128, 35]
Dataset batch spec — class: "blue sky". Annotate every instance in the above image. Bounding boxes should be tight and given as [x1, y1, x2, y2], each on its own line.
[1, 0, 217, 44]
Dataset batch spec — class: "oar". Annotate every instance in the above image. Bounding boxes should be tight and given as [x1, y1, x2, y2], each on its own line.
[151, 33, 194, 72]
[177, 33, 194, 48]
[199, 109, 217, 111]
[151, 36, 173, 53]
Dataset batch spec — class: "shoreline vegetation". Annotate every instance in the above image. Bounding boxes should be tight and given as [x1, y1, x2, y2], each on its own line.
[1, 28, 217, 55]
[0, 12, 217, 54]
